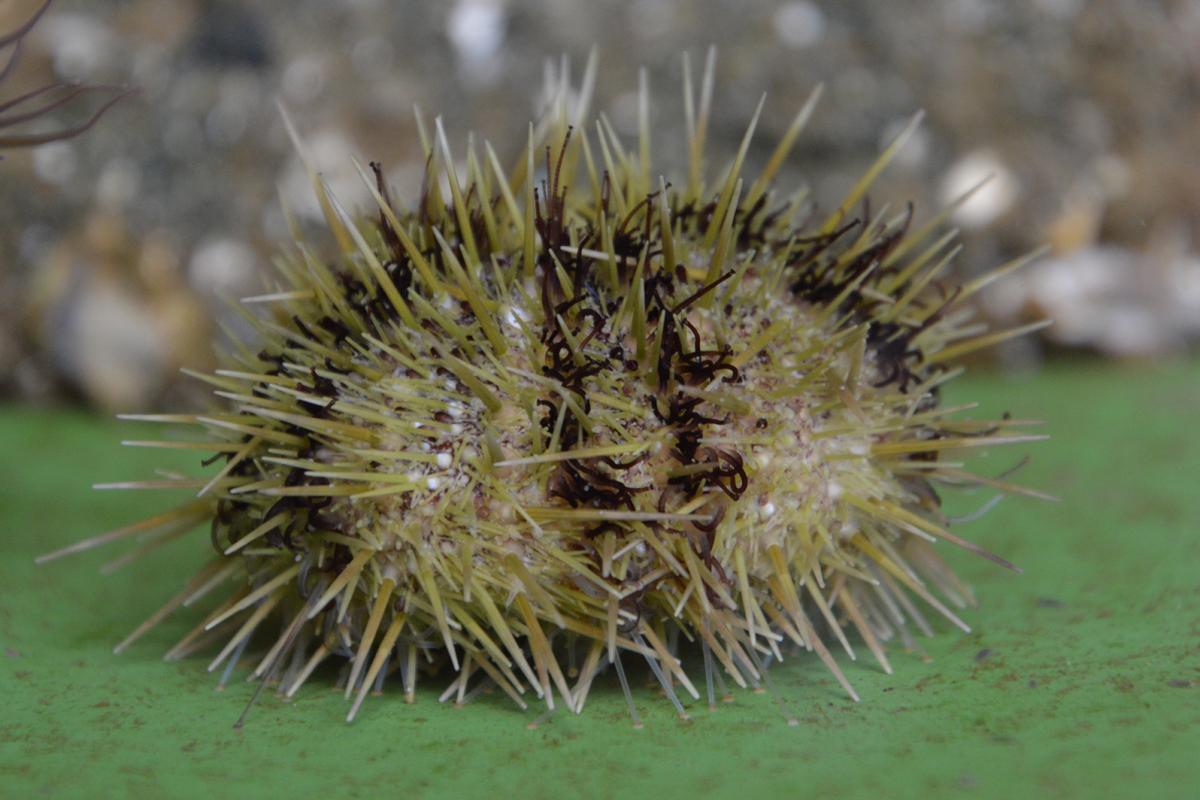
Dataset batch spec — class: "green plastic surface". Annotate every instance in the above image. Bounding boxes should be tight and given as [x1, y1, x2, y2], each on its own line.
[2, 360, 1197, 799]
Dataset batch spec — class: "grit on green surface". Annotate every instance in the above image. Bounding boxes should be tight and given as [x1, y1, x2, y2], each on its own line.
[1, 360, 1197, 799]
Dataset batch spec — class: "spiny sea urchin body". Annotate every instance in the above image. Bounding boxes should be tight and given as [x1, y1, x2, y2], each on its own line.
[47, 54, 1047, 724]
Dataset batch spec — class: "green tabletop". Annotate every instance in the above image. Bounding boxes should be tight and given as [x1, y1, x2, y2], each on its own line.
[2, 360, 1197, 799]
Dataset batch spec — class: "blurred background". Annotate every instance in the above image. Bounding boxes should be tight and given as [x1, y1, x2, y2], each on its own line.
[1, 0, 1198, 412]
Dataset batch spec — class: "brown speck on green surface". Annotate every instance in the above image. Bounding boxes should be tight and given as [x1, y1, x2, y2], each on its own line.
[1110, 676, 1136, 694]
[1, 360, 1198, 799]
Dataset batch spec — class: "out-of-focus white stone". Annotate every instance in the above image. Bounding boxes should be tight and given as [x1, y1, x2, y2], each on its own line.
[448, 0, 507, 86]
[939, 149, 1019, 229]
[35, 13, 115, 80]
[282, 56, 329, 105]
[32, 142, 77, 187]
[992, 245, 1200, 357]
[278, 128, 369, 223]
[66, 280, 171, 411]
[774, 2, 826, 49]
[189, 237, 257, 297]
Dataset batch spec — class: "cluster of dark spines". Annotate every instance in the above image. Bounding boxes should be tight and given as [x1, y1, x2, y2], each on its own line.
[520, 147, 749, 600]
[513, 133, 966, 589]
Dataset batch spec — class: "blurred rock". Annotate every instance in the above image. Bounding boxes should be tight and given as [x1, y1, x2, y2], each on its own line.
[188, 236, 257, 297]
[448, 0, 508, 87]
[773, 2, 827, 49]
[939, 150, 1019, 230]
[984, 242, 1200, 358]
[23, 212, 214, 411]
[56, 277, 171, 411]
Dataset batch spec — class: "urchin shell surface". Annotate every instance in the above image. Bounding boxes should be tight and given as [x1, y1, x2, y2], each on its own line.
[48, 54, 1046, 723]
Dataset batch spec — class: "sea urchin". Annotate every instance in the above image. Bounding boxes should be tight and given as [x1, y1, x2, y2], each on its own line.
[42, 51, 1049, 725]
